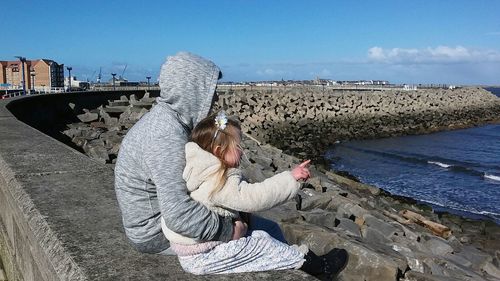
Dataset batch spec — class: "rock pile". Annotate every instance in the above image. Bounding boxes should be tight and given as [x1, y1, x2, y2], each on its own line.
[217, 87, 500, 159]
[61, 90, 500, 280]
[241, 138, 500, 281]
[62, 93, 156, 164]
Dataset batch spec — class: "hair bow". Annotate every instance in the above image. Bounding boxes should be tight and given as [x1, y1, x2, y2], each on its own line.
[213, 111, 228, 140]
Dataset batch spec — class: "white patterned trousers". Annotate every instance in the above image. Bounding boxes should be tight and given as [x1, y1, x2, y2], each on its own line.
[178, 230, 307, 275]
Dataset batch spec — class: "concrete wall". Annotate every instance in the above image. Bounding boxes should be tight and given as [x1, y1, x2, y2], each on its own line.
[218, 87, 500, 157]
[0, 91, 307, 280]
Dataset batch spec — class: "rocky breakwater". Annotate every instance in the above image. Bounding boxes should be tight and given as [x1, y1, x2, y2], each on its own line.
[217, 87, 500, 159]
[61, 93, 500, 281]
[61, 93, 156, 164]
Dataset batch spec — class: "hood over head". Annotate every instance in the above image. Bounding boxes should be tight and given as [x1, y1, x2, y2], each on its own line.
[157, 52, 221, 129]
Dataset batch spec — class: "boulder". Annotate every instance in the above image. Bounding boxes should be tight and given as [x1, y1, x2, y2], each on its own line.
[363, 214, 400, 238]
[83, 139, 109, 164]
[300, 208, 336, 229]
[336, 218, 362, 237]
[241, 163, 267, 182]
[300, 191, 335, 211]
[257, 201, 301, 224]
[77, 112, 99, 123]
[402, 271, 458, 281]
[281, 221, 407, 281]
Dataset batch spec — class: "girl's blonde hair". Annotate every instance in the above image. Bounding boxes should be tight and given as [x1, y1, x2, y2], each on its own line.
[191, 113, 241, 197]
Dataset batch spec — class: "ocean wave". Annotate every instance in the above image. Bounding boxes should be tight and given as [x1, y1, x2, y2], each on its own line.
[340, 145, 500, 183]
[427, 162, 494, 178]
[417, 198, 447, 208]
[477, 210, 500, 217]
[484, 174, 500, 182]
[344, 145, 500, 171]
[427, 161, 452, 168]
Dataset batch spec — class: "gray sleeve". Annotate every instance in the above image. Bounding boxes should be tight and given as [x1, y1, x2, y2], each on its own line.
[144, 128, 233, 242]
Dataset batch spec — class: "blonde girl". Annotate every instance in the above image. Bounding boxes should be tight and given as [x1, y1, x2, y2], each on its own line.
[161, 111, 348, 279]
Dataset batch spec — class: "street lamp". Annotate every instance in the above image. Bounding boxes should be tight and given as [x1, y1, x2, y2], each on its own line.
[146, 76, 151, 90]
[30, 71, 36, 93]
[66, 66, 72, 92]
[111, 73, 117, 90]
[14, 56, 27, 95]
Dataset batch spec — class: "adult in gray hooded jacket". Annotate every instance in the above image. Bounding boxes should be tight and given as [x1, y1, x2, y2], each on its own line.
[114, 52, 236, 253]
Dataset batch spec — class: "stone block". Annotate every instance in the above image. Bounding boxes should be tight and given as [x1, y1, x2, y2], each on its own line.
[445, 253, 472, 268]
[128, 108, 149, 122]
[108, 100, 130, 107]
[423, 237, 454, 256]
[130, 101, 153, 109]
[241, 163, 266, 182]
[325, 193, 358, 212]
[272, 157, 292, 172]
[83, 139, 109, 164]
[140, 92, 156, 103]
[307, 177, 324, 192]
[428, 256, 490, 281]
[281, 221, 407, 281]
[300, 190, 334, 211]
[256, 201, 301, 223]
[336, 218, 361, 237]
[363, 214, 399, 238]
[391, 243, 426, 273]
[104, 117, 119, 127]
[300, 208, 336, 229]
[250, 155, 273, 169]
[62, 127, 81, 139]
[76, 112, 98, 123]
[336, 202, 370, 220]
[456, 245, 493, 270]
[483, 261, 500, 279]
[403, 271, 457, 281]
[362, 227, 391, 245]
[103, 106, 129, 116]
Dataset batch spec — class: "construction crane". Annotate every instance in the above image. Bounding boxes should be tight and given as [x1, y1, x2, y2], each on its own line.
[119, 64, 127, 81]
[90, 70, 97, 83]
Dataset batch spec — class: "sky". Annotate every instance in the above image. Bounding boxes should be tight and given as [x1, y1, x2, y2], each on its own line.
[2, 0, 500, 85]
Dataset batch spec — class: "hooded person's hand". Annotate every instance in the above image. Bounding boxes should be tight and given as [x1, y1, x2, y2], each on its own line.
[231, 219, 248, 240]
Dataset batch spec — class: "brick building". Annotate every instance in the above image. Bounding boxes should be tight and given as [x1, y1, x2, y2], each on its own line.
[0, 59, 64, 91]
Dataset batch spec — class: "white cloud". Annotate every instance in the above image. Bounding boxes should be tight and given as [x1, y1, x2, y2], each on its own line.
[309, 69, 332, 78]
[256, 68, 287, 76]
[367, 47, 386, 60]
[367, 45, 500, 64]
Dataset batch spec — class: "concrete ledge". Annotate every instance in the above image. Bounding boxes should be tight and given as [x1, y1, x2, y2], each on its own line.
[0, 92, 309, 280]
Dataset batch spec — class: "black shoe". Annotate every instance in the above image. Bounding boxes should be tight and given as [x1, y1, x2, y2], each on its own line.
[300, 248, 349, 280]
[300, 250, 323, 275]
[320, 248, 349, 280]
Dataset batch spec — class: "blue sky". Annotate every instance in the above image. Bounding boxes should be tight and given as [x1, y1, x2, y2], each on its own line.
[3, 0, 500, 84]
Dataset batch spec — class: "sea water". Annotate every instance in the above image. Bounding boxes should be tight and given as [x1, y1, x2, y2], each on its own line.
[325, 87, 500, 223]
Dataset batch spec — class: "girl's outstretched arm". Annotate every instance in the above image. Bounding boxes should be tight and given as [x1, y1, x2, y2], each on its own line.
[211, 168, 304, 212]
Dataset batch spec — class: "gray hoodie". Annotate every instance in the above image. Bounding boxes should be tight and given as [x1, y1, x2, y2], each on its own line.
[114, 52, 232, 253]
